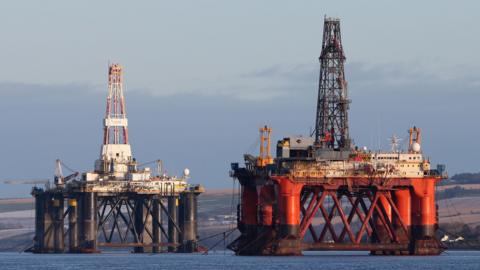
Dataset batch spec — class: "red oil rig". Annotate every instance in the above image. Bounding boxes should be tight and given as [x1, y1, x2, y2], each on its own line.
[228, 17, 446, 256]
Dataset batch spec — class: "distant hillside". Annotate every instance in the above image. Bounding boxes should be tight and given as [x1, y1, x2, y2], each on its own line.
[432, 171, 480, 199]
[440, 172, 480, 186]
[436, 186, 480, 200]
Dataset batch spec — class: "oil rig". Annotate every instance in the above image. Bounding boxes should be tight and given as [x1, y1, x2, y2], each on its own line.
[228, 18, 447, 256]
[31, 63, 203, 253]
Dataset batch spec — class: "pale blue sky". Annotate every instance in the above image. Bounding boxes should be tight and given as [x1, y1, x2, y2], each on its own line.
[0, 1, 479, 197]
[1, 1, 478, 96]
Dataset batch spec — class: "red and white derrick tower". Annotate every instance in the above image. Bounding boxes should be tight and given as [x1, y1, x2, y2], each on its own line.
[103, 64, 129, 146]
[94, 63, 133, 176]
[82, 63, 190, 188]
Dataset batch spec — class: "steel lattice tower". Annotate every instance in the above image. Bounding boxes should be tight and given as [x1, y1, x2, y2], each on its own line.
[314, 18, 351, 150]
[103, 63, 129, 146]
[97, 63, 133, 172]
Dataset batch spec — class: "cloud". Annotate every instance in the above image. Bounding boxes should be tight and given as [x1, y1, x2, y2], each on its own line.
[0, 81, 313, 198]
[243, 61, 480, 95]
[0, 61, 478, 198]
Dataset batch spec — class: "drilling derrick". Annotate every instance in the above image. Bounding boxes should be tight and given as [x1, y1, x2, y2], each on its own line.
[95, 64, 133, 176]
[229, 17, 446, 256]
[104, 64, 129, 146]
[315, 18, 351, 155]
[31, 63, 204, 254]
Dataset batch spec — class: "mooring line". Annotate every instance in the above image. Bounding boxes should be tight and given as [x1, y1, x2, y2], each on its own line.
[202, 229, 237, 255]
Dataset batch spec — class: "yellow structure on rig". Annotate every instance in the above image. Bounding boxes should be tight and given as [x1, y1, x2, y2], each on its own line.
[257, 125, 274, 167]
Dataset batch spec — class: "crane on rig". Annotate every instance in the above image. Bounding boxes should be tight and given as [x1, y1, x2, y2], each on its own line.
[3, 159, 78, 189]
[53, 159, 79, 187]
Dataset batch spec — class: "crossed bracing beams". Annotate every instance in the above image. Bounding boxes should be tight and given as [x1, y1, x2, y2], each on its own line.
[299, 187, 409, 247]
[39, 205, 68, 250]
[97, 196, 179, 247]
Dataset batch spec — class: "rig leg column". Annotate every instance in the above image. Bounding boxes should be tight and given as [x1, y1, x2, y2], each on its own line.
[257, 185, 275, 242]
[42, 193, 55, 252]
[274, 177, 303, 256]
[230, 183, 259, 255]
[420, 183, 435, 238]
[33, 191, 48, 253]
[33, 192, 43, 252]
[167, 196, 178, 252]
[411, 179, 441, 255]
[152, 197, 161, 253]
[242, 184, 259, 248]
[394, 189, 411, 242]
[68, 196, 79, 252]
[134, 197, 145, 253]
[53, 193, 65, 253]
[179, 191, 198, 252]
[80, 192, 97, 253]
[134, 196, 153, 253]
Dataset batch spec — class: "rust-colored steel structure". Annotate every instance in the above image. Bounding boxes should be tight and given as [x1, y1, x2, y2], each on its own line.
[229, 173, 442, 255]
[228, 18, 445, 256]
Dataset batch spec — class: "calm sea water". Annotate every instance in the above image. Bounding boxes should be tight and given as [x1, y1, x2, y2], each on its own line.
[0, 251, 478, 270]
